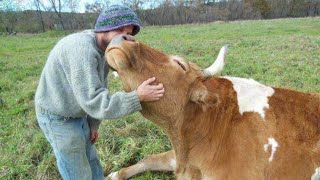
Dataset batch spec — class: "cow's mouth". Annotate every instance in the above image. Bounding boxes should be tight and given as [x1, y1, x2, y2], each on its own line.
[105, 47, 119, 72]
[109, 65, 117, 72]
[106, 46, 129, 72]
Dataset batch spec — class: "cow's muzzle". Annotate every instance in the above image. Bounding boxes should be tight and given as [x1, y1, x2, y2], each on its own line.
[107, 34, 135, 50]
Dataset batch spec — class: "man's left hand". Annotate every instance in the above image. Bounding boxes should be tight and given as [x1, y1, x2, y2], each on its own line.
[90, 129, 99, 144]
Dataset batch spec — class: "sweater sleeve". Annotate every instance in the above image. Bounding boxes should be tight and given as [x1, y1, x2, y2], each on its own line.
[67, 45, 142, 120]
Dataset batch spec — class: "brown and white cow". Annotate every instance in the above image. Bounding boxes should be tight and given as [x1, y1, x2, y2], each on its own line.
[105, 35, 320, 180]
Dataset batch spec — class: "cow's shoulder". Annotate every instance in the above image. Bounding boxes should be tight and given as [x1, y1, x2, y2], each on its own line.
[219, 76, 275, 120]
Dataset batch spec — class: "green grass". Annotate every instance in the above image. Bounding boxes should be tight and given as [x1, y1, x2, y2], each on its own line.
[0, 17, 319, 179]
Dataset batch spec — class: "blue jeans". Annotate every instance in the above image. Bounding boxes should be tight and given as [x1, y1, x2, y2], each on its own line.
[36, 111, 104, 180]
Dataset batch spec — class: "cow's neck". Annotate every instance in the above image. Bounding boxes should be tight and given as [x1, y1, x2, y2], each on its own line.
[140, 78, 240, 174]
[140, 106, 194, 163]
[173, 78, 240, 173]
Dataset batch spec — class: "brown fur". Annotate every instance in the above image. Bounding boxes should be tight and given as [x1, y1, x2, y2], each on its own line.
[106, 41, 320, 179]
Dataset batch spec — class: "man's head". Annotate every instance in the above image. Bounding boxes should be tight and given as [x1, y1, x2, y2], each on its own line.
[94, 5, 141, 52]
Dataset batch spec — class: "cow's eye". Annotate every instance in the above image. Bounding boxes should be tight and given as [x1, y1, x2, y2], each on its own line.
[174, 59, 186, 71]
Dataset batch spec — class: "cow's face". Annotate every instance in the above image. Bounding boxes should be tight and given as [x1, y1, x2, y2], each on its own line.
[106, 35, 219, 123]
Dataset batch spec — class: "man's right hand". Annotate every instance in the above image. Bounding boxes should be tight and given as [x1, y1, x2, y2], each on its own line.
[137, 77, 165, 102]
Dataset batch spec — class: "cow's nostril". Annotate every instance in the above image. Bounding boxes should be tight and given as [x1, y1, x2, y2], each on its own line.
[122, 35, 135, 42]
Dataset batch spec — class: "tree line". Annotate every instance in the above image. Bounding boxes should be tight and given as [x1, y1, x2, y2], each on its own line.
[0, 0, 319, 34]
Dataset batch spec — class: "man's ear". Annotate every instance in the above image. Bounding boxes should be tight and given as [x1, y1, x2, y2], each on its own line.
[190, 80, 219, 111]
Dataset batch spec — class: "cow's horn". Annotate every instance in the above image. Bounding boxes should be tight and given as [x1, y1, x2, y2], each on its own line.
[202, 45, 228, 77]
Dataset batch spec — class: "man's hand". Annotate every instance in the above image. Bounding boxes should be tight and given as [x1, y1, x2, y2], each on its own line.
[137, 77, 165, 102]
[90, 128, 99, 144]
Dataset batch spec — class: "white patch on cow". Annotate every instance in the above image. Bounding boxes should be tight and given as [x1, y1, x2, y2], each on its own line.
[263, 137, 279, 162]
[112, 71, 119, 78]
[107, 171, 119, 180]
[169, 158, 176, 169]
[223, 76, 275, 120]
[312, 168, 320, 180]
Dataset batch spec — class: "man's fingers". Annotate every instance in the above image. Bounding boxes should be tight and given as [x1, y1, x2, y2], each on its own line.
[153, 83, 163, 89]
[142, 77, 156, 85]
[148, 84, 164, 91]
[150, 86, 165, 97]
[145, 97, 160, 102]
[156, 88, 165, 94]
[151, 91, 164, 99]
[91, 134, 95, 142]
[90, 130, 98, 144]
[154, 94, 163, 98]
[138, 77, 165, 102]
[92, 135, 97, 144]
[94, 135, 98, 143]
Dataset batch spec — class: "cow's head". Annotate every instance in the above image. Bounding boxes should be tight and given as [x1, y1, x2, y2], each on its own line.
[106, 35, 227, 125]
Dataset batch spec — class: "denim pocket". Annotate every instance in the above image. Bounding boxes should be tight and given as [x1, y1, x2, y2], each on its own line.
[48, 114, 69, 121]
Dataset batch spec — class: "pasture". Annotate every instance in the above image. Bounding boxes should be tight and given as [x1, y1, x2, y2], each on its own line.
[0, 17, 319, 179]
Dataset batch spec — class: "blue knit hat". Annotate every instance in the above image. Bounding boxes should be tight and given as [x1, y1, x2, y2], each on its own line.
[94, 5, 141, 36]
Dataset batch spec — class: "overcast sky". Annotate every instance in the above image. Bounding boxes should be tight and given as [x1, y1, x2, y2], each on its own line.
[8, 0, 155, 13]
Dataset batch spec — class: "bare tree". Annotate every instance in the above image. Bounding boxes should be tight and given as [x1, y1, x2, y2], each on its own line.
[0, 0, 19, 33]
[47, 0, 66, 30]
[307, 0, 320, 16]
[1, 0, 320, 33]
[85, 0, 110, 13]
[65, 0, 79, 29]
[33, 0, 45, 32]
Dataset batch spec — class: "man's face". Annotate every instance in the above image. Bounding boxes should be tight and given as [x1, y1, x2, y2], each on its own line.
[97, 25, 134, 52]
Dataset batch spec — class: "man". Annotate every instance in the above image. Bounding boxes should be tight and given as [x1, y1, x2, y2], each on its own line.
[35, 5, 164, 180]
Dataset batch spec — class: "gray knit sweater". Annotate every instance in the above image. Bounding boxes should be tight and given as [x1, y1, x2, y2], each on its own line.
[35, 30, 142, 129]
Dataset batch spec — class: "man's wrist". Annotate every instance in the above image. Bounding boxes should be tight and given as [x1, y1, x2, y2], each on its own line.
[136, 90, 144, 102]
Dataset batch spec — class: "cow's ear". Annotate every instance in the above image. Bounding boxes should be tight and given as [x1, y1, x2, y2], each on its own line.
[129, 43, 144, 73]
[190, 81, 219, 111]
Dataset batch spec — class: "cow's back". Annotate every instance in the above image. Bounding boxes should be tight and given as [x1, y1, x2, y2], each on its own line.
[268, 88, 320, 141]
[194, 80, 320, 179]
[263, 88, 320, 179]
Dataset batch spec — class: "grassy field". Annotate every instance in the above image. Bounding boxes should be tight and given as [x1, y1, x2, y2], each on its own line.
[0, 17, 319, 179]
